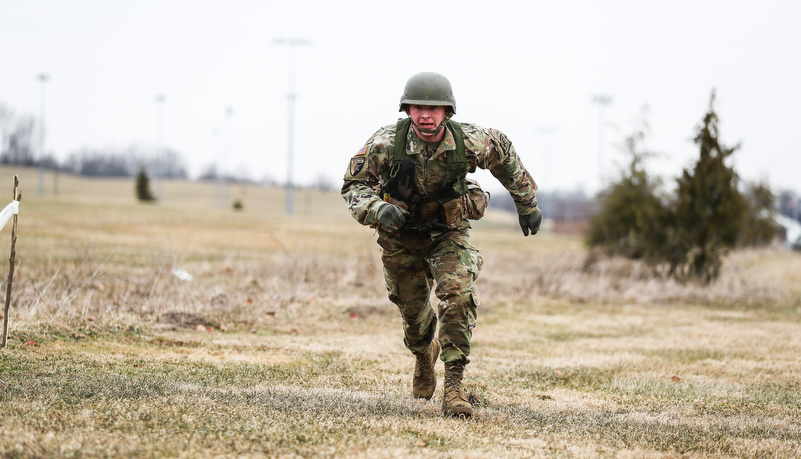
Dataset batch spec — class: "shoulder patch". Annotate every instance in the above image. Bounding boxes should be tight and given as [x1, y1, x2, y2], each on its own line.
[346, 145, 369, 178]
[488, 128, 512, 156]
[349, 156, 366, 177]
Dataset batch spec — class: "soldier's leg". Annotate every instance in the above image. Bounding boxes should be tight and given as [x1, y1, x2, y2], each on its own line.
[427, 230, 483, 364]
[381, 244, 437, 355]
[428, 230, 483, 416]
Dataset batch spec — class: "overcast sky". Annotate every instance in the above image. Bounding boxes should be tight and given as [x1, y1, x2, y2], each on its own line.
[2, 0, 799, 195]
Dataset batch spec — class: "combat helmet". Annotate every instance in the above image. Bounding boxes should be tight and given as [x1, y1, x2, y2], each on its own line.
[399, 72, 456, 114]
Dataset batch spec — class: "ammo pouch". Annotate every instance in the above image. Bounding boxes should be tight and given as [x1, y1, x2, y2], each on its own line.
[463, 178, 489, 220]
[441, 198, 463, 230]
[441, 178, 489, 230]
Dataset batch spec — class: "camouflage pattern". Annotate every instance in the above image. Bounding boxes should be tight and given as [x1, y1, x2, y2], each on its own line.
[379, 227, 482, 363]
[341, 120, 538, 364]
[342, 121, 538, 227]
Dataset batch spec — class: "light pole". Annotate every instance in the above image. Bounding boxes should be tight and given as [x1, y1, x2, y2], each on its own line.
[592, 94, 613, 190]
[275, 38, 311, 215]
[213, 127, 225, 208]
[223, 107, 232, 207]
[155, 95, 166, 201]
[37, 74, 48, 196]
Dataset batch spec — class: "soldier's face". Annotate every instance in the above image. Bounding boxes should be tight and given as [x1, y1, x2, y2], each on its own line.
[407, 105, 447, 141]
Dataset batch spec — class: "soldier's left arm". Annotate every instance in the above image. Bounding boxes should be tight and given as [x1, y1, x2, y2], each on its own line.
[465, 125, 539, 216]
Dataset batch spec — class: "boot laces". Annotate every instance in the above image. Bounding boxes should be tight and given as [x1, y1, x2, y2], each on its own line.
[444, 365, 464, 394]
[415, 345, 433, 377]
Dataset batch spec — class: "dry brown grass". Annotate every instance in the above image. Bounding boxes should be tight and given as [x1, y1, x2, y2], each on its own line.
[1, 166, 799, 458]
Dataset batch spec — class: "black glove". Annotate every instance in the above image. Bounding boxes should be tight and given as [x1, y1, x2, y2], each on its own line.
[518, 208, 542, 236]
[377, 203, 410, 231]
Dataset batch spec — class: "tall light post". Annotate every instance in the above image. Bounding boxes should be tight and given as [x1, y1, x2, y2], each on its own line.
[592, 94, 613, 190]
[213, 127, 224, 208]
[155, 95, 166, 201]
[223, 107, 232, 206]
[275, 38, 311, 215]
[37, 74, 49, 196]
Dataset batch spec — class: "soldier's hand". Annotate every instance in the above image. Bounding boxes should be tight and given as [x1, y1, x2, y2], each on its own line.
[377, 203, 410, 231]
[518, 208, 542, 236]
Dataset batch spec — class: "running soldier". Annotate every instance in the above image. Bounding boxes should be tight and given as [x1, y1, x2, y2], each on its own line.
[342, 72, 541, 417]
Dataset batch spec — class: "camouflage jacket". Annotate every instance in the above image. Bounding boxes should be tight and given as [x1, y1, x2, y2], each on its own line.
[341, 119, 538, 228]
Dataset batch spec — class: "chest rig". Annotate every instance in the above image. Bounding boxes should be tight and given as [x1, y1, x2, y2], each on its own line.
[381, 118, 468, 213]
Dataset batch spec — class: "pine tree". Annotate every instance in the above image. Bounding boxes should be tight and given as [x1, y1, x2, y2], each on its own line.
[135, 167, 156, 202]
[587, 92, 768, 284]
[586, 116, 667, 260]
[670, 90, 746, 283]
[739, 180, 777, 247]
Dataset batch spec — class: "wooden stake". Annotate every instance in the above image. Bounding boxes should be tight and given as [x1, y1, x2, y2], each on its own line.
[2, 175, 20, 348]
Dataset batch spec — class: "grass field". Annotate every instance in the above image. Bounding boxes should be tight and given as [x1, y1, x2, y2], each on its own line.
[1, 166, 800, 458]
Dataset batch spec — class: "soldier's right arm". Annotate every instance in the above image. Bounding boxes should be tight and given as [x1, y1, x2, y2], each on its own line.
[341, 127, 393, 226]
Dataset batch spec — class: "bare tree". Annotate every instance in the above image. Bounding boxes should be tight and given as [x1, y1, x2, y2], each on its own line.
[0, 104, 37, 166]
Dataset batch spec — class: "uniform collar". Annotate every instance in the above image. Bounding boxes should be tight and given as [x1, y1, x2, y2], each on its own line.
[407, 125, 456, 161]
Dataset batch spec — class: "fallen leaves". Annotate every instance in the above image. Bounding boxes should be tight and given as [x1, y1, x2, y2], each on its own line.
[195, 324, 228, 333]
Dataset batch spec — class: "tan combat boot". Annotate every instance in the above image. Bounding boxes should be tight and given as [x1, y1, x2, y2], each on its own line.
[412, 339, 440, 399]
[442, 362, 474, 417]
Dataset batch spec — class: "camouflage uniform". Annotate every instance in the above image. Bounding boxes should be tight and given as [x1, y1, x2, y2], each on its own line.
[342, 120, 538, 365]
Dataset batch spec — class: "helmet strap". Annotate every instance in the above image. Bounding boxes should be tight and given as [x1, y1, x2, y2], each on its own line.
[410, 112, 453, 137]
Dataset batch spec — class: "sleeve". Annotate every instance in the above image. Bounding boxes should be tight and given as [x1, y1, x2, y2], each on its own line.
[474, 128, 539, 215]
[341, 133, 390, 226]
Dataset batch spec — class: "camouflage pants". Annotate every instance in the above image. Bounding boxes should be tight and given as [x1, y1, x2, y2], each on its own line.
[378, 228, 484, 364]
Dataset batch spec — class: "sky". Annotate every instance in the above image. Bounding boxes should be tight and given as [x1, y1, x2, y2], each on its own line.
[2, 0, 800, 196]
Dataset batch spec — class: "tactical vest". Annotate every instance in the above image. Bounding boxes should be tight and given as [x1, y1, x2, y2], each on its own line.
[382, 117, 468, 207]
